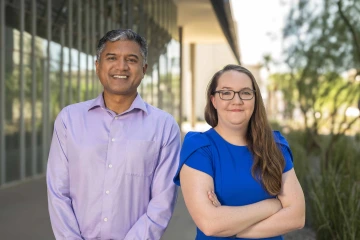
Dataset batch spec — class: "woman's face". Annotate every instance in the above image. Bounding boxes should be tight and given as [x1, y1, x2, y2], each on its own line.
[211, 70, 255, 130]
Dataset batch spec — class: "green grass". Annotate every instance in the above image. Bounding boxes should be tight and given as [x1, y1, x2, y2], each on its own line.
[285, 131, 360, 240]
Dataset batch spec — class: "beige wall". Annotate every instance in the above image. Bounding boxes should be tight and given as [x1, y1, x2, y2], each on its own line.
[182, 43, 238, 125]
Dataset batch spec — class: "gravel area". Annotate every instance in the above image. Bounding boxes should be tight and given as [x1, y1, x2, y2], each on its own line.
[284, 227, 316, 240]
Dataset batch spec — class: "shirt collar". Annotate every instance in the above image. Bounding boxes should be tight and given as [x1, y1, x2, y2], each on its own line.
[88, 93, 106, 111]
[128, 93, 148, 114]
[88, 92, 148, 115]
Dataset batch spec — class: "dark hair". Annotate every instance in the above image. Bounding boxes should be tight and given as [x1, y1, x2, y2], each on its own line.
[205, 64, 285, 195]
[96, 29, 148, 65]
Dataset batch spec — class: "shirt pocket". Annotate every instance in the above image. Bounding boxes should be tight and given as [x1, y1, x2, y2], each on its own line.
[125, 140, 157, 177]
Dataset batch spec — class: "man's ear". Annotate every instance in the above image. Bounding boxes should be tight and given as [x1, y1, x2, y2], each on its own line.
[95, 60, 99, 76]
[143, 63, 148, 74]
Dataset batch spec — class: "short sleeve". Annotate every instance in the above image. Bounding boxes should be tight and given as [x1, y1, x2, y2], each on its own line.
[280, 144, 294, 173]
[184, 147, 214, 180]
[273, 131, 294, 173]
[173, 131, 211, 186]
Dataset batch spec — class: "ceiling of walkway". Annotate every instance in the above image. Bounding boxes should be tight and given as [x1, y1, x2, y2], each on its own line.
[174, 0, 228, 44]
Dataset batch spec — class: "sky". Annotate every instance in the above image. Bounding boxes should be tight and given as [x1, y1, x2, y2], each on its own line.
[230, 0, 292, 67]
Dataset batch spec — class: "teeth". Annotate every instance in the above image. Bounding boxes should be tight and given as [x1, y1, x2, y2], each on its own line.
[113, 75, 127, 79]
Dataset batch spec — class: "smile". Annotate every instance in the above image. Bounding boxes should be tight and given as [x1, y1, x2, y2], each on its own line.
[112, 75, 128, 79]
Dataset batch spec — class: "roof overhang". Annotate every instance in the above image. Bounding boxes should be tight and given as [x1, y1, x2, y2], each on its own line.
[174, 0, 240, 64]
[209, 0, 240, 63]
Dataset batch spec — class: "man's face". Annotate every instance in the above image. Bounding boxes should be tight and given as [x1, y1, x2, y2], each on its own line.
[95, 40, 147, 97]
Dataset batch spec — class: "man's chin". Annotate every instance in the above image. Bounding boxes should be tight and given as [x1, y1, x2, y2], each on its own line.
[104, 88, 137, 97]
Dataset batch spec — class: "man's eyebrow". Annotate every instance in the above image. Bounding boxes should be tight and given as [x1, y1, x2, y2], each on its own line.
[127, 54, 140, 59]
[105, 53, 140, 59]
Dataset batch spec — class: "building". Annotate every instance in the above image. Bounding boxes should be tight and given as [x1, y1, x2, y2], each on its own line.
[0, 0, 239, 186]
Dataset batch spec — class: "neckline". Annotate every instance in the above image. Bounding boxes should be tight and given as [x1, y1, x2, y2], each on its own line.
[208, 128, 248, 148]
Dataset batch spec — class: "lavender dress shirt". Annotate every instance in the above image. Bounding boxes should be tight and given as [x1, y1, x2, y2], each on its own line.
[47, 93, 180, 240]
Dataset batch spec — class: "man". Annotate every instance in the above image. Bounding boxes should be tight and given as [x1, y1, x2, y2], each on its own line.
[47, 29, 180, 240]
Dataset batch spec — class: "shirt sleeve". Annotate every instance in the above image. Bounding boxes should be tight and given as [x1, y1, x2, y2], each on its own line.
[273, 131, 294, 173]
[46, 108, 83, 239]
[173, 131, 212, 186]
[124, 116, 181, 240]
[183, 147, 214, 179]
[280, 144, 294, 173]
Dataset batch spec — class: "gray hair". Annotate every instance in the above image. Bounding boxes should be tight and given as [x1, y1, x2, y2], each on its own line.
[96, 29, 148, 65]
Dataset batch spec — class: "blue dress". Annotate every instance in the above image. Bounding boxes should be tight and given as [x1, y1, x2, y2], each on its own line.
[173, 128, 294, 240]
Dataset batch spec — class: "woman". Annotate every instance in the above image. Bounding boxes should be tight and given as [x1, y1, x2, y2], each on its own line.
[173, 65, 305, 239]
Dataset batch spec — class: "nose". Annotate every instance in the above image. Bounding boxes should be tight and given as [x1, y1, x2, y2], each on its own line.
[233, 92, 244, 104]
[117, 58, 129, 71]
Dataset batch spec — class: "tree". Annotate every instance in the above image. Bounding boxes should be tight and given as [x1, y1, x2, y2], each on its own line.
[282, 0, 360, 166]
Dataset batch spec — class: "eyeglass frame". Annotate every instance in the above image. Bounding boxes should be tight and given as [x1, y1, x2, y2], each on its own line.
[212, 89, 256, 101]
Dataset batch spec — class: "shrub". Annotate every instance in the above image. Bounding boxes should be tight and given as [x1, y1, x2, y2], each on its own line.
[286, 131, 360, 239]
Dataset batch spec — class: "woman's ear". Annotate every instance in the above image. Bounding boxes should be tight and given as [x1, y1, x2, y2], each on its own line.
[211, 95, 217, 109]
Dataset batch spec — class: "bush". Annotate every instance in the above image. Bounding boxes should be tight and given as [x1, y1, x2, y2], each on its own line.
[308, 166, 360, 240]
[286, 131, 360, 240]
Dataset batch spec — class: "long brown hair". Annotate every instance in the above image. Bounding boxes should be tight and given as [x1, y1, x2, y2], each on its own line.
[205, 64, 285, 195]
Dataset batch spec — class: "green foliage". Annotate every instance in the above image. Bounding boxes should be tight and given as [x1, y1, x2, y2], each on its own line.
[281, 0, 360, 161]
[269, 73, 297, 119]
[284, 0, 360, 74]
[286, 131, 360, 239]
[272, 0, 360, 237]
[308, 163, 360, 240]
[283, 0, 360, 114]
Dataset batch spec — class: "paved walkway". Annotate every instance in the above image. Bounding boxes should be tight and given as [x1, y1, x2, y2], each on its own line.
[0, 177, 196, 240]
[0, 177, 313, 240]
[0, 177, 54, 240]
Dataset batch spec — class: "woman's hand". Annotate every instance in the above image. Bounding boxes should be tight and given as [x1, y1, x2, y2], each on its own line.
[207, 191, 282, 212]
[181, 164, 288, 237]
[208, 191, 221, 207]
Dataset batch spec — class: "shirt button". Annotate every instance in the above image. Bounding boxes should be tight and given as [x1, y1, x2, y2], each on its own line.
[104, 217, 108, 222]
[108, 164, 113, 168]
[111, 138, 115, 142]
[115, 116, 118, 120]
[105, 190, 110, 194]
